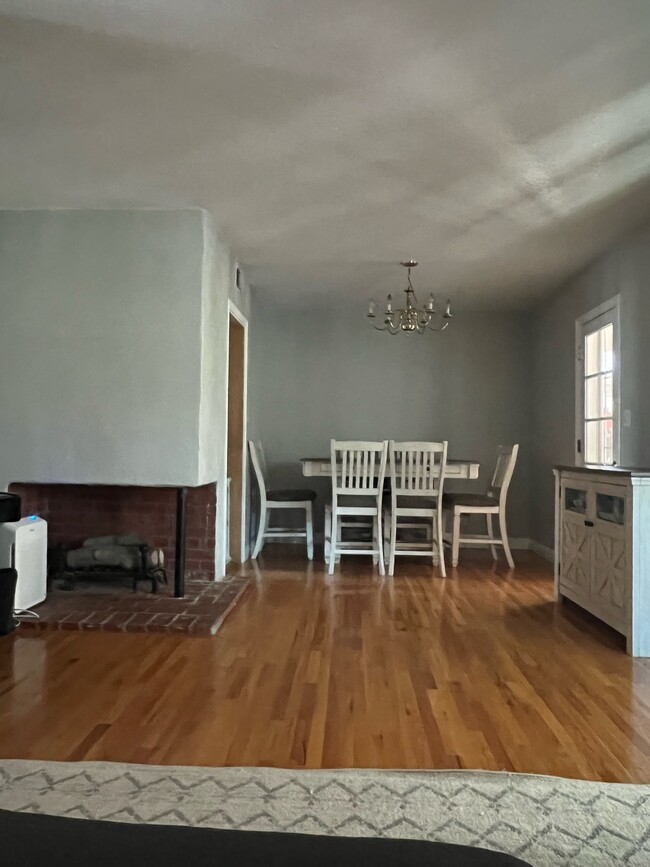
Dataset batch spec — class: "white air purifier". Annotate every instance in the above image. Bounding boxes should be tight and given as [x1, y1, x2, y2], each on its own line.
[0, 516, 48, 611]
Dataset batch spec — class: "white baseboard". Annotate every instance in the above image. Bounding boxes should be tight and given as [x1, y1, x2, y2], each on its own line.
[506, 537, 554, 563]
[527, 539, 555, 563]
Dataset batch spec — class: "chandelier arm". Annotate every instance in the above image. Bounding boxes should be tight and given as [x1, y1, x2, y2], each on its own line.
[426, 319, 450, 332]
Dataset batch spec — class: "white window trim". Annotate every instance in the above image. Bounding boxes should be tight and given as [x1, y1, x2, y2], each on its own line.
[574, 295, 621, 467]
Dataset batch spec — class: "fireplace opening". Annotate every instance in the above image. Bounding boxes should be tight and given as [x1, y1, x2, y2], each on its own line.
[9, 482, 218, 583]
[4, 482, 249, 635]
[52, 533, 168, 593]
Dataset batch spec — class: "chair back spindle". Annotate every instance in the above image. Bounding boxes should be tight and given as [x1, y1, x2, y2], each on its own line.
[488, 444, 519, 507]
[248, 441, 268, 507]
[330, 440, 387, 502]
[389, 441, 448, 508]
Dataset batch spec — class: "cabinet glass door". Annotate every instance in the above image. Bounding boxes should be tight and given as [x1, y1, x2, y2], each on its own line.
[596, 492, 625, 525]
[564, 486, 588, 515]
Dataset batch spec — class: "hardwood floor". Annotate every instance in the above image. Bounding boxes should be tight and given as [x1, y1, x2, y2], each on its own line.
[1, 547, 650, 781]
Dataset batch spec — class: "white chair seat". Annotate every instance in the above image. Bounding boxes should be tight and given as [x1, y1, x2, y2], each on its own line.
[393, 506, 437, 518]
[393, 496, 436, 511]
[443, 493, 498, 510]
[268, 488, 317, 503]
[333, 505, 378, 516]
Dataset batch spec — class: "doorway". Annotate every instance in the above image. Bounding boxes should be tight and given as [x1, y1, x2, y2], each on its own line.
[227, 309, 247, 563]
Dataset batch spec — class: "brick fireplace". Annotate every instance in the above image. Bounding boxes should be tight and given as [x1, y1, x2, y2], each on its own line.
[9, 482, 218, 581]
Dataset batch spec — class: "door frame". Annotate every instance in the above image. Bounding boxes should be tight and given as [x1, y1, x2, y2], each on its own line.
[227, 300, 249, 563]
[574, 294, 621, 467]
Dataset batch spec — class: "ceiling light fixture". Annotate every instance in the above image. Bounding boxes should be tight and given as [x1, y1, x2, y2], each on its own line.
[367, 260, 452, 334]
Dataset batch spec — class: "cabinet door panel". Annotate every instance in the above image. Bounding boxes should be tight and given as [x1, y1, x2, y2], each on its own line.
[591, 524, 627, 629]
[560, 511, 591, 598]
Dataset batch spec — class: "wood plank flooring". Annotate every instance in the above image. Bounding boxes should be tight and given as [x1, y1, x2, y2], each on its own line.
[1, 548, 650, 781]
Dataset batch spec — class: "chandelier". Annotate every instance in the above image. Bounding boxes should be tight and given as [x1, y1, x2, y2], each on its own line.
[367, 260, 452, 334]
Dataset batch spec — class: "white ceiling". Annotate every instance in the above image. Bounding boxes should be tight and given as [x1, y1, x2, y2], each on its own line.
[1, 0, 650, 307]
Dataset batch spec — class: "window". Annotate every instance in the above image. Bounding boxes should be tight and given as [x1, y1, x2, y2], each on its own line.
[575, 297, 620, 466]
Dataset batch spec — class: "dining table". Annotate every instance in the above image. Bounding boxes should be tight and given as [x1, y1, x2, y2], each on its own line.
[301, 457, 480, 479]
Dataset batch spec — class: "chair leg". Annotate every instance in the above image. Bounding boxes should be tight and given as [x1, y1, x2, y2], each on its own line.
[383, 508, 390, 564]
[324, 507, 331, 563]
[486, 513, 497, 560]
[336, 513, 342, 564]
[388, 512, 396, 576]
[305, 503, 314, 561]
[376, 513, 385, 576]
[252, 503, 267, 559]
[452, 510, 461, 568]
[371, 518, 379, 567]
[328, 509, 337, 575]
[430, 516, 437, 567]
[437, 510, 446, 578]
[499, 509, 515, 569]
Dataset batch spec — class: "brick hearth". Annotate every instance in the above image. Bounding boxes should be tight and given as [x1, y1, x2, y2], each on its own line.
[17, 574, 249, 636]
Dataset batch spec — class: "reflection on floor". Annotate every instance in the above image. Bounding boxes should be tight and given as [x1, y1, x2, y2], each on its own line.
[1, 546, 649, 782]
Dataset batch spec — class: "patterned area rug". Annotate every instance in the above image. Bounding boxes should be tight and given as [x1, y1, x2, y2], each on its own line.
[1, 761, 649, 866]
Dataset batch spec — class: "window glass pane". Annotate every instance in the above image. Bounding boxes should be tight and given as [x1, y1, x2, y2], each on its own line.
[602, 372, 613, 417]
[585, 331, 599, 375]
[585, 372, 613, 421]
[585, 420, 600, 463]
[579, 307, 618, 466]
[585, 376, 601, 419]
[586, 419, 614, 465]
[600, 324, 614, 372]
[602, 419, 613, 465]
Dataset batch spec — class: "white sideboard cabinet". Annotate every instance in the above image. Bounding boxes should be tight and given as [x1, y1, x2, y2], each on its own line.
[553, 465, 650, 656]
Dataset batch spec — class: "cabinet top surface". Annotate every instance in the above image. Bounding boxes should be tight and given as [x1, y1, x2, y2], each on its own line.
[554, 464, 650, 477]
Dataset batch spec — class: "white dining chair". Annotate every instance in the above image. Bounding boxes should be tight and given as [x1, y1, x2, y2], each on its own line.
[443, 444, 519, 569]
[385, 440, 448, 577]
[249, 441, 315, 560]
[325, 439, 388, 575]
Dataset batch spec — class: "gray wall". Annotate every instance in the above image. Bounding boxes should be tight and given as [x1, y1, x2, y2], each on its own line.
[0, 209, 205, 490]
[250, 299, 532, 538]
[530, 219, 650, 548]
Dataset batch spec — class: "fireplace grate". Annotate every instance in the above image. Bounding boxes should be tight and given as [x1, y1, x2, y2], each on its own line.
[51, 543, 167, 594]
